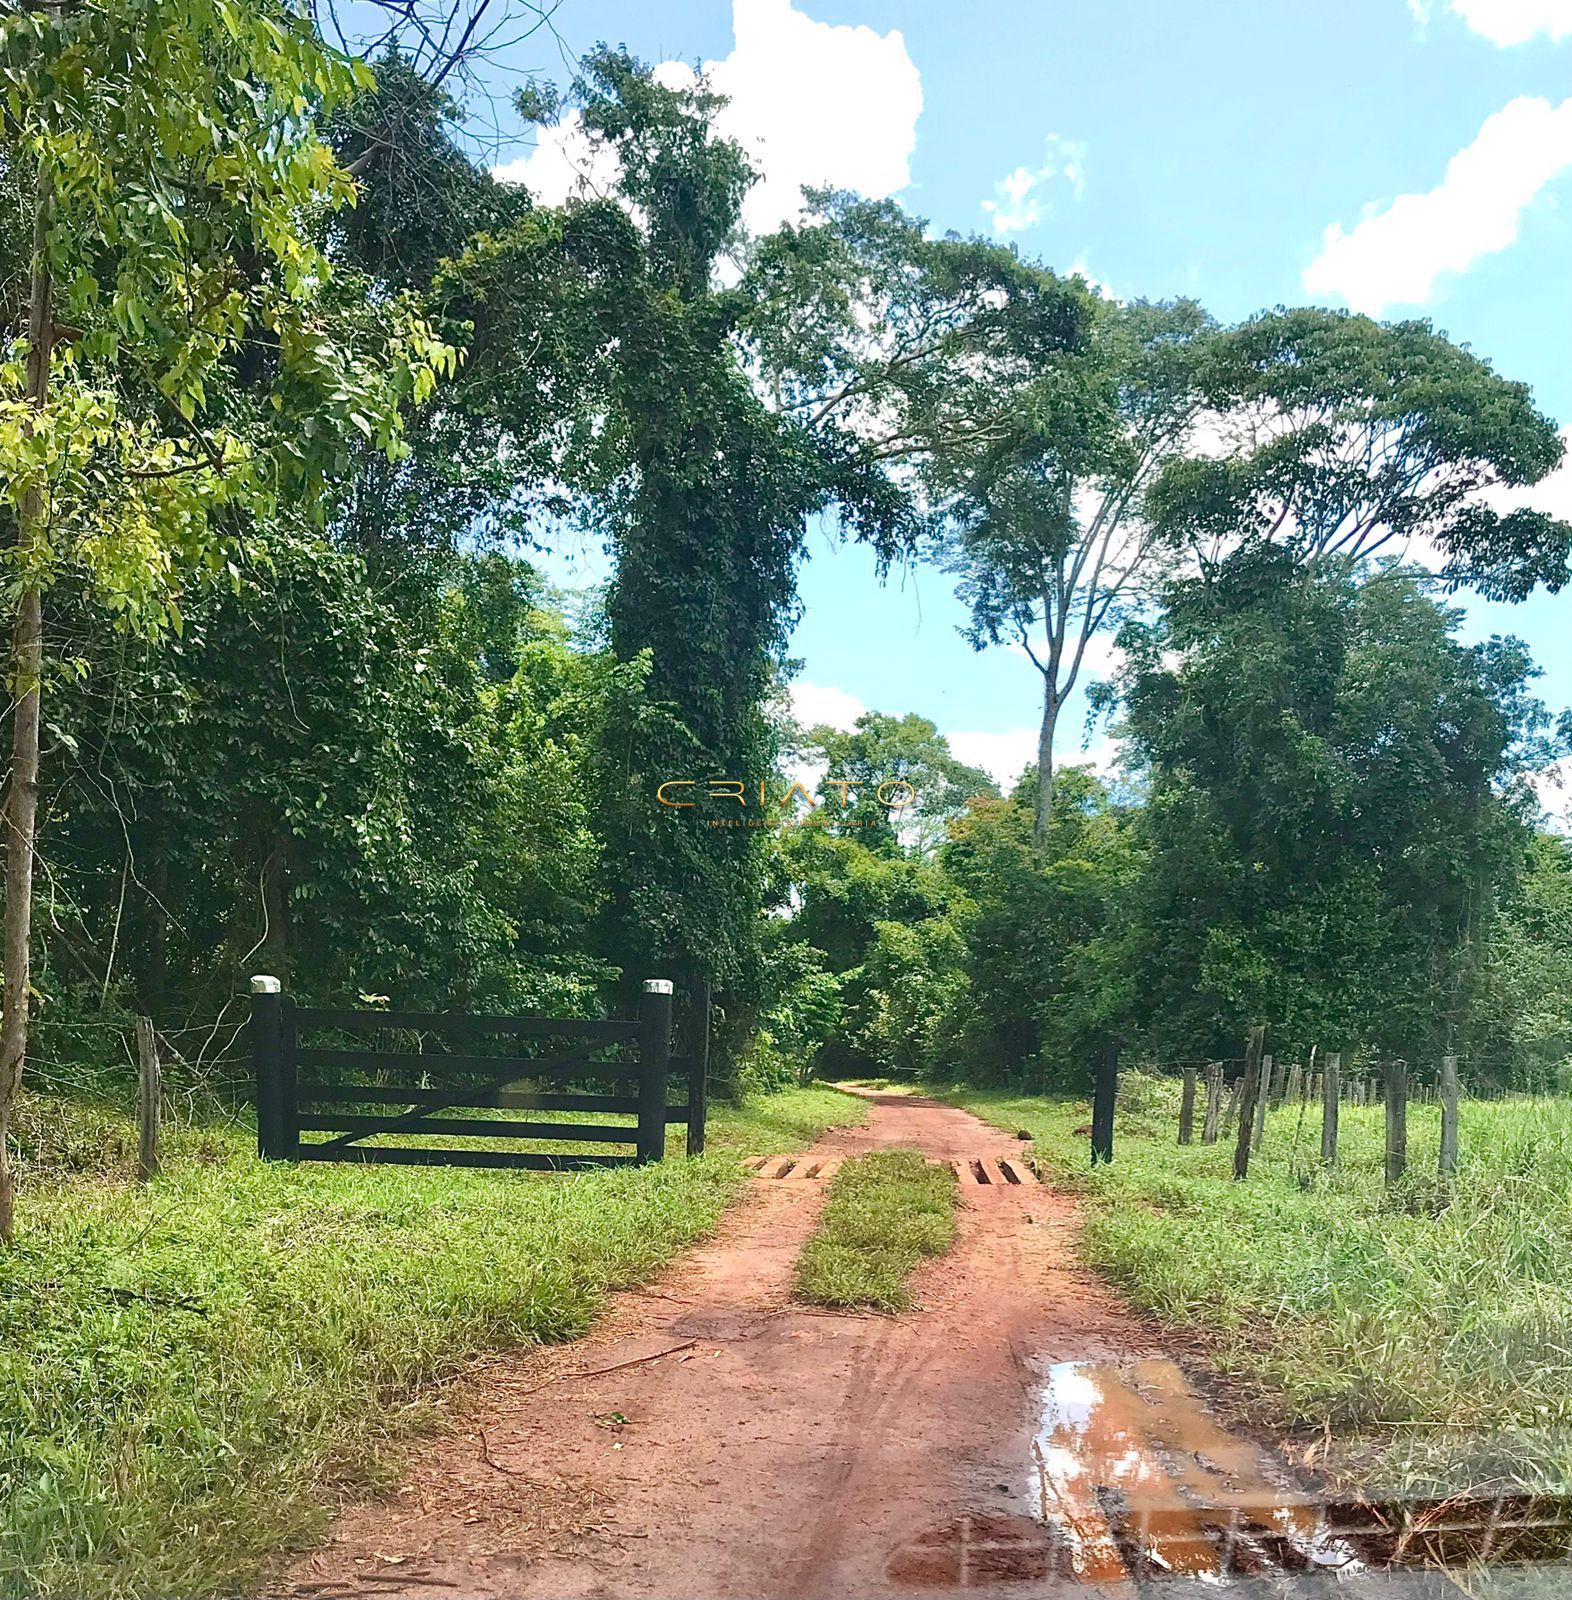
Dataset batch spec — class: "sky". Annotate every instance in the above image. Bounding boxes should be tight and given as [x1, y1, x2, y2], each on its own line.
[475, 0, 1572, 798]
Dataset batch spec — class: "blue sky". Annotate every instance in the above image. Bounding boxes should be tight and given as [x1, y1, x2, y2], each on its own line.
[488, 0, 1572, 795]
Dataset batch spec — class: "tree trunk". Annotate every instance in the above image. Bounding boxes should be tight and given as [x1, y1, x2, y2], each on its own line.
[1032, 682, 1058, 843]
[0, 166, 54, 1244]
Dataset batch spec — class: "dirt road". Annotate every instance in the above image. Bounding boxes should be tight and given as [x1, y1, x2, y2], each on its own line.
[282, 1090, 1459, 1599]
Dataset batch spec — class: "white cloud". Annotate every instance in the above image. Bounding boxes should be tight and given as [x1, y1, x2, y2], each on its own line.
[948, 728, 1037, 788]
[982, 134, 1087, 236]
[789, 680, 866, 731]
[1412, 0, 1572, 45]
[1303, 96, 1572, 314]
[946, 727, 1118, 790]
[493, 0, 922, 237]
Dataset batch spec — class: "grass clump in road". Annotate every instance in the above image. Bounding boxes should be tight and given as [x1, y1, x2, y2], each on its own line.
[794, 1148, 956, 1313]
[0, 1083, 861, 1600]
[951, 1081, 1572, 1501]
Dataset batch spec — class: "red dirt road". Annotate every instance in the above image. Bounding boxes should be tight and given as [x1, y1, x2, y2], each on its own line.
[279, 1091, 1348, 1599]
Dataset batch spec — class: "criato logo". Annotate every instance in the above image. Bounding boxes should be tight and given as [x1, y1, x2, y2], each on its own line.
[657, 778, 917, 827]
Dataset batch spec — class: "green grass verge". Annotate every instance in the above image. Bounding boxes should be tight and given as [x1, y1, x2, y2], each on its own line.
[793, 1148, 956, 1313]
[950, 1079, 1572, 1500]
[0, 1083, 862, 1600]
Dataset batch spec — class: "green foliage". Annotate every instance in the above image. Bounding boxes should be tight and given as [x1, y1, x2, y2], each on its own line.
[940, 297, 1213, 831]
[793, 1147, 956, 1312]
[796, 710, 996, 852]
[0, 0, 454, 627]
[1120, 554, 1545, 1061]
[0, 1084, 862, 1599]
[44, 548, 631, 1025]
[1472, 833, 1572, 1089]
[941, 770, 1142, 1085]
[1149, 307, 1572, 600]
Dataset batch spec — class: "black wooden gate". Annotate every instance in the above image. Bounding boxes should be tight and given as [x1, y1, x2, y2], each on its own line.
[249, 975, 708, 1170]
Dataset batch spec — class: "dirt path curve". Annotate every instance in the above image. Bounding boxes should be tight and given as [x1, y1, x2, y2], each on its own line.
[280, 1091, 1448, 1600]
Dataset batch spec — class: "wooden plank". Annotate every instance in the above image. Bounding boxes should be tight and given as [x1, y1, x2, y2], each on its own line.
[998, 1156, 1041, 1185]
[949, 1157, 974, 1184]
[296, 1145, 635, 1171]
[295, 1113, 638, 1144]
[741, 1155, 770, 1173]
[978, 1157, 1009, 1187]
[295, 1046, 634, 1079]
[767, 1157, 796, 1178]
[293, 1008, 639, 1042]
[299, 1084, 641, 1114]
[811, 1158, 843, 1181]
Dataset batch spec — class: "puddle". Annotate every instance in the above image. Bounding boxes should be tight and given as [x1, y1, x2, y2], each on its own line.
[1024, 1360, 1572, 1585]
[1029, 1359, 1356, 1583]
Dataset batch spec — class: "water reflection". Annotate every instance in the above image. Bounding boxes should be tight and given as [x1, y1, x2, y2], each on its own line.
[1030, 1358, 1358, 1582]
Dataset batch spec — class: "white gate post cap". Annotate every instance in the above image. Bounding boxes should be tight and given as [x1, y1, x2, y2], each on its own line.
[642, 978, 674, 995]
[250, 975, 282, 994]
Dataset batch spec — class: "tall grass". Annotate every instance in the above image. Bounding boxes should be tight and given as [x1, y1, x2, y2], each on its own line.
[794, 1149, 956, 1312]
[953, 1081, 1572, 1499]
[0, 1084, 862, 1599]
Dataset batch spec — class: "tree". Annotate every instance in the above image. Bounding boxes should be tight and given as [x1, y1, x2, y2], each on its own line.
[1150, 307, 1572, 600]
[941, 769, 1140, 1084]
[0, 0, 454, 1237]
[1119, 550, 1546, 1064]
[742, 191, 1090, 522]
[796, 710, 995, 853]
[940, 297, 1213, 838]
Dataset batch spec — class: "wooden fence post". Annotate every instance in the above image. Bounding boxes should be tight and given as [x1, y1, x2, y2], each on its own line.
[637, 979, 673, 1165]
[1439, 1054, 1460, 1179]
[251, 975, 285, 1160]
[1222, 1074, 1241, 1134]
[1284, 1061, 1303, 1110]
[1090, 1043, 1119, 1165]
[1384, 1061, 1408, 1185]
[1251, 1053, 1273, 1151]
[1321, 1051, 1341, 1165]
[687, 976, 710, 1158]
[135, 1016, 160, 1182]
[1233, 1027, 1265, 1181]
[1178, 1066, 1197, 1145]
[1201, 1063, 1223, 1144]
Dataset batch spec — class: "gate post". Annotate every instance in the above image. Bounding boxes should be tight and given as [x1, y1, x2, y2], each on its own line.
[251, 975, 285, 1160]
[687, 977, 710, 1157]
[637, 979, 673, 1164]
[1090, 1043, 1119, 1166]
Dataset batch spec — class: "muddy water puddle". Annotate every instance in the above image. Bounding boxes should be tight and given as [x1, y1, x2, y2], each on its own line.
[1022, 1359, 1572, 1586]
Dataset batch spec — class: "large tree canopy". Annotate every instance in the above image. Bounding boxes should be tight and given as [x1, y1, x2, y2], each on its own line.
[1149, 308, 1572, 599]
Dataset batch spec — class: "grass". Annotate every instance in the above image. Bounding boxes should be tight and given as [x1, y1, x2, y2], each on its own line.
[950, 1077, 1572, 1501]
[0, 1083, 863, 1600]
[793, 1148, 956, 1313]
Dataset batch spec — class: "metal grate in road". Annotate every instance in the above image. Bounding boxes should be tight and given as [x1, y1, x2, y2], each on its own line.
[744, 1154, 1040, 1185]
